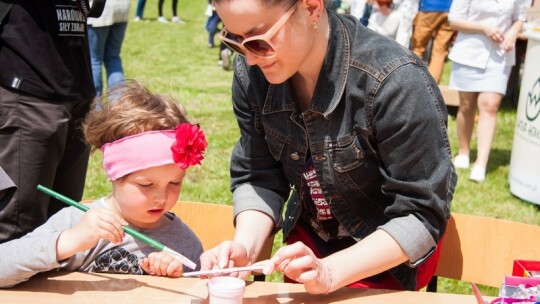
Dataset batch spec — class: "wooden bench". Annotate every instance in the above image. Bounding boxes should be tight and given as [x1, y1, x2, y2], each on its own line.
[170, 201, 274, 281]
[428, 212, 540, 291]
[439, 85, 460, 107]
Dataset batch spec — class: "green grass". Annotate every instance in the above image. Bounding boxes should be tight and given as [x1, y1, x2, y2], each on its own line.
[82, 0, 540, 295]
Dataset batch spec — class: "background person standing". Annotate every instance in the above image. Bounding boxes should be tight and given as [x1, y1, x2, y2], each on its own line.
[448, 0, 529, 183]
[367, 0, 402, 41]
[134, 0, 146, 21]
[205, 0, 221, 48]
[411, 0, 454, 84]
[0, 0, 95, 243]
[394, 0, 419, 48]
[87, 0, 131, 97]
[157, 0, 186, 23]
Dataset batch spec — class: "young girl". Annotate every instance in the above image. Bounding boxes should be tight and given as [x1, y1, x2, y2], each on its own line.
[0, 80, 207, 288]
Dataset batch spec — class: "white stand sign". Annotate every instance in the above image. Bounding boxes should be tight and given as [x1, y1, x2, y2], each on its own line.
[509, 32, 540, 205]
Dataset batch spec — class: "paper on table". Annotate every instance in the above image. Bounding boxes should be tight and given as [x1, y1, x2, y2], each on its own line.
[183, 265, 265, 277]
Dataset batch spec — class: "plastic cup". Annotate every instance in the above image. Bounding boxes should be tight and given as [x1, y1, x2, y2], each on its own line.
[207, 276, 246, 304]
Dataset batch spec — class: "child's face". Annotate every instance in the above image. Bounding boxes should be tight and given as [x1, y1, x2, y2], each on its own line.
[111, 164, 186, 229]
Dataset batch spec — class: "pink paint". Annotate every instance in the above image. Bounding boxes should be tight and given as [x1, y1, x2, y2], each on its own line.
[207, 277, 246, 304]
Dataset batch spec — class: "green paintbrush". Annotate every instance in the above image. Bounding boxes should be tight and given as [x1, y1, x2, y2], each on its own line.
[37, 184, 197, 270]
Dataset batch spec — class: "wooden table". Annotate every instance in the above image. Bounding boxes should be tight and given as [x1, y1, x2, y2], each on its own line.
[0, 271, 492, 303]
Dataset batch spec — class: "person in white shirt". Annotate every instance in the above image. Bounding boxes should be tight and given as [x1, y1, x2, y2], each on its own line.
[367, 0, 403, 42]
[349, 0, 368, 19]
[448, 0, 530, 183]
[394, 0, 419, 48]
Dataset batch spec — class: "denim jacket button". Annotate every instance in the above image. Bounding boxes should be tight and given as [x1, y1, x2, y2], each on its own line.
[290, 152, 300, 160]
[314, 155, 326, 161]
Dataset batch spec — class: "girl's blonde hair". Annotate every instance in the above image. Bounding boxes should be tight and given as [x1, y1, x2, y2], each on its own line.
[83, 80, 189, 151]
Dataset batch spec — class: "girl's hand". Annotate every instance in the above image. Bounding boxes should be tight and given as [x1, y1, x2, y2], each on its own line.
[199, 240, 250, 279]
[74, 207, 127, 246]
[263, 241, 333, 295]
[56, 207, 128, 261]
[140, 252, 184, 277]
[483, 25, 505, 43]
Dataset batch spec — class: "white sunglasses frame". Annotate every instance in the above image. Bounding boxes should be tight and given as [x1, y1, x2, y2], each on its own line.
[219, 5, 297, 58]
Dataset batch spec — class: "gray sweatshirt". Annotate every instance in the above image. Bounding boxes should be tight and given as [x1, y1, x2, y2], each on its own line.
[0, 198, 203, 288]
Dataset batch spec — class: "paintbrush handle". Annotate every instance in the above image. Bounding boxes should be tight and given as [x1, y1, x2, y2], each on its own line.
[38, 184, 90, 213]
[37, 184, 197, 269]
[183, 265, 266, 277]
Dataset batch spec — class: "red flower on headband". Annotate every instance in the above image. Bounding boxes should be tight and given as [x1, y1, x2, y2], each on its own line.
[171, 123, 208, 169]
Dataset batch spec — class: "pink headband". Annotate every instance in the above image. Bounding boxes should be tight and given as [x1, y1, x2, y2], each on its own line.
[101, 124, 207, 180]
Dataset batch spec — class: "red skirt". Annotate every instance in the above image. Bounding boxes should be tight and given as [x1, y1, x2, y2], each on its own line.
[285, 222, 442, 290]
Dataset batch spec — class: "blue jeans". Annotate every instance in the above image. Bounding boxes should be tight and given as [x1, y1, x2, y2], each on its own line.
[136, 0, 146, 18]
[87, 23, 127, 97]
[205, 12, 221, 47]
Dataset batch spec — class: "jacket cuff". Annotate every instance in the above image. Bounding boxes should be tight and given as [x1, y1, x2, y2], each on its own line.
[233, 183, 284, 230]
[378, 214, 436, 266]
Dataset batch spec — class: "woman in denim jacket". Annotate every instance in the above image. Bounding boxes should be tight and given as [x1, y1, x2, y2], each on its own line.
[200, 0, 456, 294]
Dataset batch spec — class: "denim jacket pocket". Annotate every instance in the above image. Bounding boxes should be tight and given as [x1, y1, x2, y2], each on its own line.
[265, 134, 286, 161]
[330, 134, 380, 190]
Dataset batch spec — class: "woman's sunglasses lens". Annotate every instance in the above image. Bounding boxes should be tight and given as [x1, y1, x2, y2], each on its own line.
[245, 40, 274, 57]
[223, 41, 245, 55]
[226, 32, 243, 43]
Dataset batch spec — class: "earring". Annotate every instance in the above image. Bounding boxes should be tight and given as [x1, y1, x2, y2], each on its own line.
[313, 21, 318, 30]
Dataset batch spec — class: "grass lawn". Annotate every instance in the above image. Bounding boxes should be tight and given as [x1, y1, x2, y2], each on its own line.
[82, 0, 540, 296]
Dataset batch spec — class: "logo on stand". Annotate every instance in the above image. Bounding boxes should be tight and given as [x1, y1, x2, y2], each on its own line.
[527, 77, 540, 122]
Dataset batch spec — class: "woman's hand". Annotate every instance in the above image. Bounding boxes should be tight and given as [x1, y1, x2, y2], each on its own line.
[140, 252, 184, 277]
[501, 22, 523, 53]
[483, 25, 505, 43]
[199, 240, 251, 278]
[56, 207, 128, 261]
[263, 242, 333, 295]
[500, 34, 517, 53]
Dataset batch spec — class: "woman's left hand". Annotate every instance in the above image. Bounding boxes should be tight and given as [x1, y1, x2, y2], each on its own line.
[501, 33, 517, 53]
[263, 241, 333, 295]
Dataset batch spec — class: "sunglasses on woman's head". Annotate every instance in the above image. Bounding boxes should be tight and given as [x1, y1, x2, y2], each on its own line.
[219, 4, 297, 58]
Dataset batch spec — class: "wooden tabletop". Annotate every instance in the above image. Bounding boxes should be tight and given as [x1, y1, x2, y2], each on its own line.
[0, 271, 490, 303]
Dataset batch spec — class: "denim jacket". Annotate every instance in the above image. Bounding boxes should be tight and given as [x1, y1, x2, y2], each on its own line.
[230, 11, 456, 290]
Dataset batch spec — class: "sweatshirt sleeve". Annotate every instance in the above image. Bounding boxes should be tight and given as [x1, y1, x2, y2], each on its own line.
[0, 207, 82, 288]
